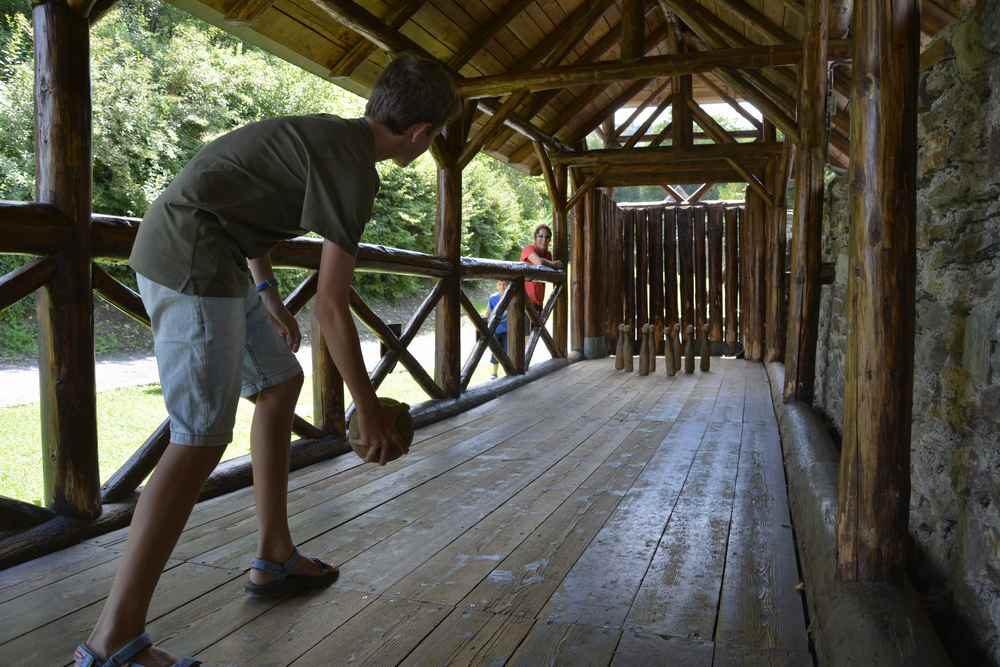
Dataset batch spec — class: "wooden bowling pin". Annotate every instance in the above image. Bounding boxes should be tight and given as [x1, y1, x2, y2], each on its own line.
[672, 323, 682, 373]
[649, 326, 657, 373]
[684, 324, 695, 374]
[614, 323, 625, 370]
[638, 325, 650, 376]
[664, 327, 676, 376]
[700, 323, 711, 372]
[623, 324, 634, 372]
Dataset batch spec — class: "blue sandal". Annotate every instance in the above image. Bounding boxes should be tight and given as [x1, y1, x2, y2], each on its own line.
[74, 632, 200, 666]
[244, 548, 339, 597]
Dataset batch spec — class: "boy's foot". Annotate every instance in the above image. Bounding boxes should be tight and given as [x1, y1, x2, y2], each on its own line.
[76, 634, 196, 667]
[246, 548, 338, 596]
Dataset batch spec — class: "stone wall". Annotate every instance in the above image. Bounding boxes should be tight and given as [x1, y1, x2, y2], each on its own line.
[812, 5, 1000, 664]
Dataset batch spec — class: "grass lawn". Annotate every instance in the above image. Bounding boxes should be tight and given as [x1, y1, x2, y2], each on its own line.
[0, 360, 501, 506]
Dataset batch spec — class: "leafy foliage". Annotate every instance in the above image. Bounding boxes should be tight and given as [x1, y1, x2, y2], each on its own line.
[0, 0, 550, 358]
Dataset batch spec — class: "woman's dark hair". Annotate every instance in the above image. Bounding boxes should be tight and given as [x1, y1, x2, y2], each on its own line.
[533, 224, 553, 239]
[365, 54, 460, 135]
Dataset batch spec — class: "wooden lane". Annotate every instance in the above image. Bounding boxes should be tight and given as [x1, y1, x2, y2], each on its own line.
[186, 370, 663, 664]
[0, 362, 611, 664]
[0, 359, 810, 666]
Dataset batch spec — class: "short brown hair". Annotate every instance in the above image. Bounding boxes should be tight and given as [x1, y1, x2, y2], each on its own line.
[365, 54, 460, 134]
[534, 224, 552, 238]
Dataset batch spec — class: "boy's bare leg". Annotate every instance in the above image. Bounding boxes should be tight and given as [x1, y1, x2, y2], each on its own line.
[248, 373, 326, 582]
[85, 444, 225, 666]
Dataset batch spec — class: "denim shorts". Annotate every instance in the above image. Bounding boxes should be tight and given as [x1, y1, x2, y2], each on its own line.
[137, 274, 303, 447]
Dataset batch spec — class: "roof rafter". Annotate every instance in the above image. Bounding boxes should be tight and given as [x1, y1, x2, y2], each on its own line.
[456, 43, 848, 99]
[327, 0, 427, 76]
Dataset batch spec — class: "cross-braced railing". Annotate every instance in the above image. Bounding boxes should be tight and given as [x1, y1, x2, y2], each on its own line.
[0, 204, 566, 566]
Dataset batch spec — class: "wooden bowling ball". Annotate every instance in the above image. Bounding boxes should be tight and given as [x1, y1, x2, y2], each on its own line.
[348, 397, 414, 463]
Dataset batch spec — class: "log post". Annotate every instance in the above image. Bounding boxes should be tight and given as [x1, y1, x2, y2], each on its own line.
[583, 189, 608, 358]
[570, 165, 586, 353]
[746, 186, 767, 361]
[311, 314, 345, 437]
[783, 0, 829, 401]
[553, 164, 569, 357]
[838, 0, 919, 582]
[724, 206, 739, 352]
[508, 279, 526, 372]
[766, 144, 793, 362]
[433, 116, 465, 397]
[34, 0, 100, 518]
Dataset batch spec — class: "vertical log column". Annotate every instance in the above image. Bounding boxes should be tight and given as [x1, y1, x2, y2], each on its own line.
[311, 315, 345, 437]
[583, 189, 608, 358]
[784, 0, 829, 401]
[766, 143, 793, 363]
[570, 166, 586, 353]
[433, 119, 465, 396]
[553, 164, 569, 357]
[745, 186, 768, 361]
[838, 0, 919, 581]
[35, 0, 100, 518]
[725, 206, 740, 352]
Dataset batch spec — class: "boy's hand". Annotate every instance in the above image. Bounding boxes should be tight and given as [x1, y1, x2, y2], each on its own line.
[261, 292, 302, 352]
[358, 403, 405, 465]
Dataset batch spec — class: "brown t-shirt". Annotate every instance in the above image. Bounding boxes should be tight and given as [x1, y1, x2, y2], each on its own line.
[130, 115, 380, 296]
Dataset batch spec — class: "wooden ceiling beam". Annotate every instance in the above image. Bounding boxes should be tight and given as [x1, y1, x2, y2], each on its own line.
[687, 98, 738, 144]
[458, 42, 848, 99]
[587, 166, 748, 186]
[552, 142, 781, 167]
[618, 129, 761, 141]
[621, 0, 646, 61]
[329, 0, 427, 77]
[565, 79, 654, 145]
[459, 90, 530, 168]
[306, 0, 432, 57]
[447, 0, 537, 70]
[725, 157, 774, 206]
[476, 99, 573, 153]
[663, 0, 799, 98]
[697, 73, 763, 129]
[712, 0, 796, 44]
[611, 79, 673, 142]
[496, 16, 672, 157]
[716, 69, 799, 141]
[514, 0, 618, 72]
[224, 0, 276, 25]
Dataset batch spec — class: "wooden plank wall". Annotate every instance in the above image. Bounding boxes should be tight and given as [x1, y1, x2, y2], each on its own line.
[604, 203, 746, 357]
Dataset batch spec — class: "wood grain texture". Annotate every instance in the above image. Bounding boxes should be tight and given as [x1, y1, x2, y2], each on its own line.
[838, 0, 919, 582]
[33, 0, 100, 518]
[783, 0, 829, 401]
[434, 116, 464, 397]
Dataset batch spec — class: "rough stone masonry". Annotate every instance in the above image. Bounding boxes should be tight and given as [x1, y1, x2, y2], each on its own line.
[813, 3, 1000, 664]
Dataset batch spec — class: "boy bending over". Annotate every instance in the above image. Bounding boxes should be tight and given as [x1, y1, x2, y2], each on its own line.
[75, 55, 458, 667]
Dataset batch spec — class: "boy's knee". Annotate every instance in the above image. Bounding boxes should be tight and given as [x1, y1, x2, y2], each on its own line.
[267, 372, 304, 403]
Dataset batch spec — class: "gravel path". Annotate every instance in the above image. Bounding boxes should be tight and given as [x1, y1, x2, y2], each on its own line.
[0, 307, 552, 408]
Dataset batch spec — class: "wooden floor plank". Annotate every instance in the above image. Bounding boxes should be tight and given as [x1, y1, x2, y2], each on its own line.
[458, 420, 673, 621]
[625, 420, 743, 641]
[0, 562, 236, 666]
[0, 543, 120, 605]
[0, 360, 813, 667]
[184, 370, 652, 664]
[713, 418, 808, 656]
[507, 620, 620, 666]
[539, 418, 711, 628]
[186, 368, 634, 571]
[398, 608, 534, 666]
[290, 597, 450, 666]
[612, 628, 714, 666]
[646, 372, 701, 422]
[383, 416, 642, 606]
[712, 642, 814, 667]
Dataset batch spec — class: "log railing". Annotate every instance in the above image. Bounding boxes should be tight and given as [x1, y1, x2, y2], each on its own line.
[0, 207, 565, 565]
